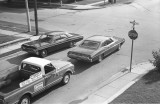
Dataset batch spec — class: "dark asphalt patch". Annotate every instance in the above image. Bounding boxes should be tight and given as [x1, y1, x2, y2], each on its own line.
[0, 48, 21, 58]
[0, 34, 22, 44]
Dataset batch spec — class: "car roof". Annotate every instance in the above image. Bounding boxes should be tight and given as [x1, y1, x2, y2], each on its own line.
[86, 35, 111, 42]
[45, 31, 67, 36]
[22, 57, 51, 67]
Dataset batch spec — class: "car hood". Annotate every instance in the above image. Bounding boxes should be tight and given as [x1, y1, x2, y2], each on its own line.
[24, 40, 49, 48]
[51, 60, 73, 69]
[70, 47, 95, 55]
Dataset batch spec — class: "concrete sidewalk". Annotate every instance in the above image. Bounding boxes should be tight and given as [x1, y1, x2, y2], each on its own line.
[78, 62, 154, 104]
[0, 29, 39, 58]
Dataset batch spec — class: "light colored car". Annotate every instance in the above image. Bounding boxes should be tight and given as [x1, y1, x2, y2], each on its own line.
[67, 35, 125, 63]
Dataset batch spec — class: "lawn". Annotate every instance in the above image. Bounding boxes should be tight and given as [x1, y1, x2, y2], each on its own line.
[111, 68, 160, 103]
[0, 34, 21, 44]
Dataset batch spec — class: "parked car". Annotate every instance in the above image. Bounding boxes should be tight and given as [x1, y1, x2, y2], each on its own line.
[0, 57, 74, 104]
[67, 35, 125, 63]
[21, 31, 83, 57]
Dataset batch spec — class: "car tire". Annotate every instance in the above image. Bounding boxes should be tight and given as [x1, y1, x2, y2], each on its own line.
[18, 95, 30, 104]
[40, 49, 48, 58]
[98, 54, 103, 63]
[117, 44, 121, 51]
[69, 42, 75, 48]
[61, 73, 70, 85]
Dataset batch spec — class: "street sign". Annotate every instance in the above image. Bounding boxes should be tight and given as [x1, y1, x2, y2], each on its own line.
[128, 20, 139, 72]
[128, 30, 138, 40]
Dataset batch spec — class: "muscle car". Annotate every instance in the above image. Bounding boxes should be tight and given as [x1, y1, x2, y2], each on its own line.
[21, 31, 83, 57]
[67, 35, 125, 63]
[0, 57, 74, 104]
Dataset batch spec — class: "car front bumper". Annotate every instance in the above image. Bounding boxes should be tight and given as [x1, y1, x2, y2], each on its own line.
[21, 48, 39, 55]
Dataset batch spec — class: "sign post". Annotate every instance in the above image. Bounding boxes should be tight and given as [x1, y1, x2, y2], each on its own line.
[128, 20, 139, 72]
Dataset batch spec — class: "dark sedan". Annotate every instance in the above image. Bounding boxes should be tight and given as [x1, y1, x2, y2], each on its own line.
[67, 35, 125, 63]
[21, 31, 83, 57]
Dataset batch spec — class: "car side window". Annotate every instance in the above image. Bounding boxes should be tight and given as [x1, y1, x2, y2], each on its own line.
[53, 35, 62, 42]
[102, 38, 113, 46]
[21, 63, 41, 73]
[44, 63, 55, 74]
[66, 33, 73, 37]
[60, 34, 67, 39]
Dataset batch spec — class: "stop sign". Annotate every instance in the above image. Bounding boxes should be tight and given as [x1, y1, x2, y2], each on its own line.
[128, 30, 138, 40]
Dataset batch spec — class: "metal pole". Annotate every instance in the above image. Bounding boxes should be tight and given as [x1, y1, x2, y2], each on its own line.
[60, 0, 62, 7]
[25, 0, 31, 32]
[34, 0, 39, 35]
[49, 0, 51, 7]
[129, 39, 134, 72]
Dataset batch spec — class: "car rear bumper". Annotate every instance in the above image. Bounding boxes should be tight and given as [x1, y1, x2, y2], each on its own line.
[68, 54, 92, 62]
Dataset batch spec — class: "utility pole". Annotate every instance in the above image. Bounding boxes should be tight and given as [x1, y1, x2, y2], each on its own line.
[60, 0, 62, 7]
[25, 0, 31, 32]
[34, 0, 39, 35]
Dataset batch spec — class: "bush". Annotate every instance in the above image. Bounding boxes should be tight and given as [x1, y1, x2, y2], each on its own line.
[152, 49, 160, 70]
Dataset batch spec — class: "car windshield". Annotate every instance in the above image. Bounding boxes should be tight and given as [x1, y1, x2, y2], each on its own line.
[39, 35, 52, 42]
[80, 40, 100, 50]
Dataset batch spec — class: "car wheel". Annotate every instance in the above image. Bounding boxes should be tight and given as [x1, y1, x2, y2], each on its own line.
[117, 44, 121, 51]
[69, 42, 75, 48]
[40, 49, 47, 57]
[62, 73, 70, 85]
[18, 95, 30, 104]
[98, 54, 103, 63]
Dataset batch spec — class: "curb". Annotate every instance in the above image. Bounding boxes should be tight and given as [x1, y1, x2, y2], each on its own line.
[0, 37, 30, 49]
[85, 68, 129, 98]
[102, 78, 139, 104]
[102, 62, 154, 104]
[0, 48, 21, 59]
[79, 62, 154, 104]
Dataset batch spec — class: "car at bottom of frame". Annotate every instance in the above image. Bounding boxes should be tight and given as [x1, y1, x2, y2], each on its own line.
[21, 31, 84, 57]
[67, 35, 125, 63]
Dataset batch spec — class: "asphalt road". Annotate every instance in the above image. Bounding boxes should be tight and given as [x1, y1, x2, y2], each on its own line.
[0, 0, 160, 104]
